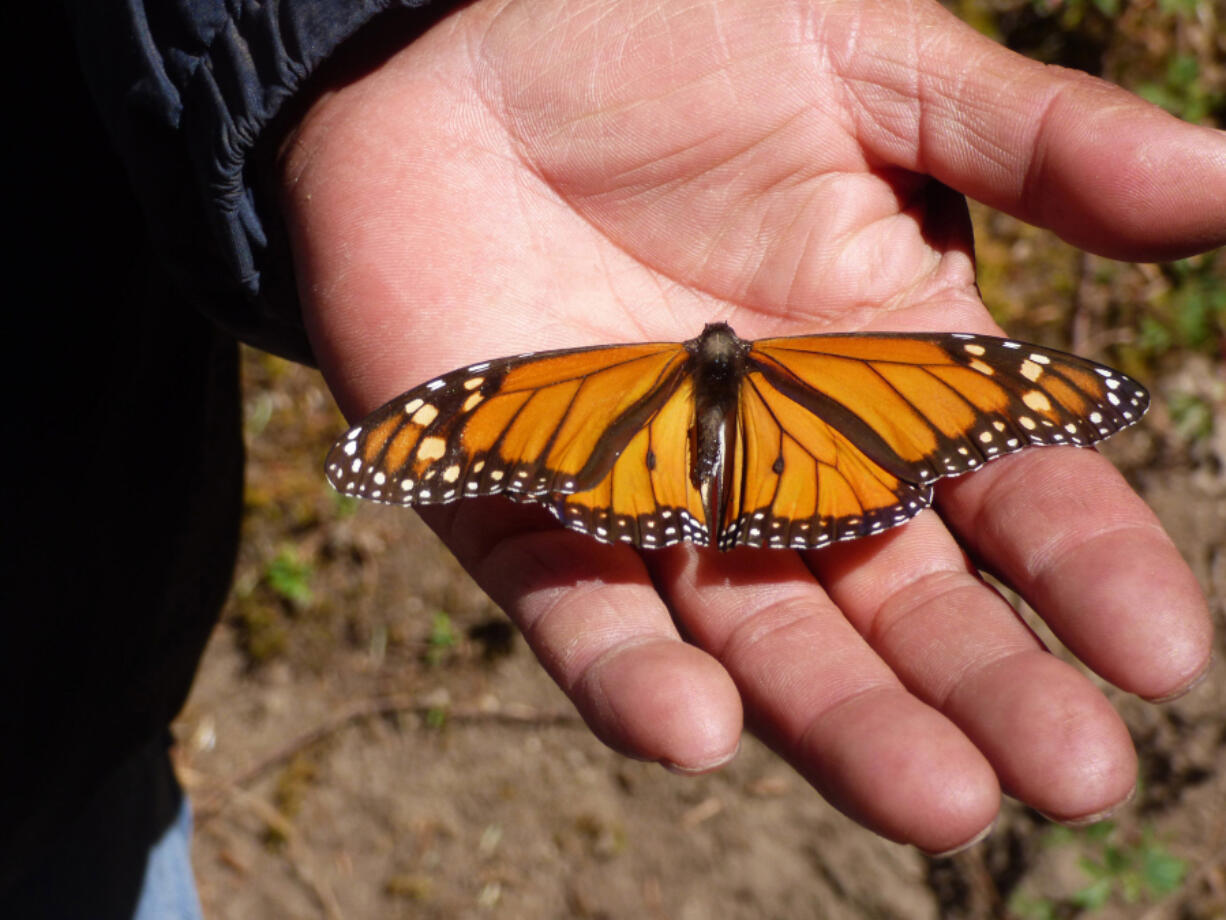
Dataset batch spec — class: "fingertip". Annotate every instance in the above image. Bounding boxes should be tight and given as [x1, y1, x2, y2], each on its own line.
[1038, 526, 1214, 701]
[954, 652, 1138, 822]
[577, 638, 744, 773]
[662, 737, 741, 776]
[1037, 781, 1138, 830]
[460, 529, 744, 771]
[1017, 721, 1137, 827]
[940, 448, 1214, 702]
[1147, 658, 1212, 704]
[922, 815, 998, 859]
[1038, 88, 1226, 259]
[798, 690, 1001, 854]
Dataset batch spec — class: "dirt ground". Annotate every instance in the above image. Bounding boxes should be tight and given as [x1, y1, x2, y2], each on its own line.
[176, 7, 1226, 916]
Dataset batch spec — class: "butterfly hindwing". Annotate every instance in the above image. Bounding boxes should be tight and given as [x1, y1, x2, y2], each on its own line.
[723, 367, 933, 549]
[549, 377, 712, 548]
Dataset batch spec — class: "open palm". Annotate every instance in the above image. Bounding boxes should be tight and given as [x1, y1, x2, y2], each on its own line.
[281, 0, 1219, 853]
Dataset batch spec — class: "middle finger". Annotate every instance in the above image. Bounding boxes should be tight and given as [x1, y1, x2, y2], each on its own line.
[649, 541, 1000, 854]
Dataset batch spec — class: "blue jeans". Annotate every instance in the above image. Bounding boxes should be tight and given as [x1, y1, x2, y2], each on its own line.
[1, 734, 204, 920]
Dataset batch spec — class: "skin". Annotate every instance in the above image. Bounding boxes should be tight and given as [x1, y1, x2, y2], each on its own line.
[279, 0, 1223, 854]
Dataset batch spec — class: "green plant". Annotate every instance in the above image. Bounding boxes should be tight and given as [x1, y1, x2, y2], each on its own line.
[1168, 390, 1215, 443]
[1157, 0, 1200, 14]
[1136, 252, 1226, 360]
[1006, 890, 1060, 920]
[1168, 256, 1226, 348]
[1007, 821, 1187, 916]
[423, 611, 458, 667]
[328, 490, 361, 517]
[266, 546, 314, 608]
[1072, 823, 1186, 909]
[1139, 53, 1224, 124]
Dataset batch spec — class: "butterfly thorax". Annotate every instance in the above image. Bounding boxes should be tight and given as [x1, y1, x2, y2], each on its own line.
[687, 324, 751, 533]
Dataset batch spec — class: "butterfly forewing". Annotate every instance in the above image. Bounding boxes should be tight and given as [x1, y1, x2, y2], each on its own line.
[749, 332, 1148, 484]
[326, 341, 687, 505]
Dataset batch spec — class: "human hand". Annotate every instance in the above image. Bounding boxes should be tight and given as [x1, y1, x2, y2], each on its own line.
[280, 0, 1221, 853]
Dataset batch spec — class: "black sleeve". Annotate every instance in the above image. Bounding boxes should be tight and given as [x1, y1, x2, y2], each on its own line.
[1, 1, 452, 892]
[64, 0, 447, 362]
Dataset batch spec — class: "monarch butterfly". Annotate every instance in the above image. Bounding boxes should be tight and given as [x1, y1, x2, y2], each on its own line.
[326, 324, 1147, 551]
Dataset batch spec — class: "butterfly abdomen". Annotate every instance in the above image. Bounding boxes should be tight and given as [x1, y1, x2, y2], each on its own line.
[687, 324, 751, 533]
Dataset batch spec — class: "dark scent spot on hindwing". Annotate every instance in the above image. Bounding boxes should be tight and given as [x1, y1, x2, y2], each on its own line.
[772, 455, 784, 475]
[645, 449, 656, 471]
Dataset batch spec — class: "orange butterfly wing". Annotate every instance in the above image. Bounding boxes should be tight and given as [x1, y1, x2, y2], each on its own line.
[726, 370, 932, 549]
[327, 328, 1148, 552]
[720, 332, 1148, 549]
[548, 375, 711, 547]
[327, 340, 690, 507]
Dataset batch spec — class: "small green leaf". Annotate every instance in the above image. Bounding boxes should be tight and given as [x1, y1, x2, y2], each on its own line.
[1072, 876, 1113, 910]
[1084, 820, 1116, 843]
[424, 611, 459, 666]
[1141, 844, 1187, 895]
[266, 547, 314, 607]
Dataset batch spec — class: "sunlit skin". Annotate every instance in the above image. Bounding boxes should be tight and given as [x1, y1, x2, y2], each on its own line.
[281, 0, 1222, 854]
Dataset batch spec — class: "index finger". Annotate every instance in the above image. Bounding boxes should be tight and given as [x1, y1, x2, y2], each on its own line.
[936, 447, 1212, 700]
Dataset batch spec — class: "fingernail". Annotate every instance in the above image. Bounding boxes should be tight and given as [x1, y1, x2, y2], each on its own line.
[1147, 654, 1213, 703]
[1037, 782, 1138, 828]
[922, 816, 998, 859]
[661, 739, 741, 776]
